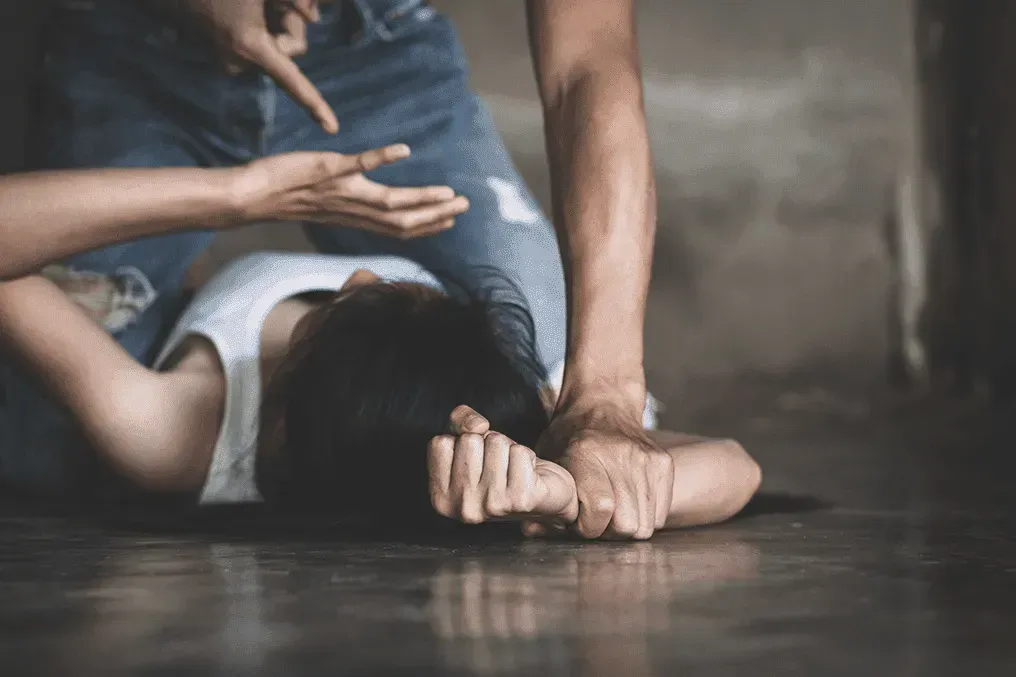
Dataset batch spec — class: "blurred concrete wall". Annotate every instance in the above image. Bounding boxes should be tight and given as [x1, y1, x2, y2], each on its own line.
[0, 0, 910, 404]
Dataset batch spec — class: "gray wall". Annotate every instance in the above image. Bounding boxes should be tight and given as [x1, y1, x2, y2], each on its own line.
[0, 0, 910, 406]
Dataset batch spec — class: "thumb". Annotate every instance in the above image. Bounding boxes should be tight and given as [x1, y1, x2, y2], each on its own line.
[563, 458, 614, 539]
[533, 460, 578, 522]
[246, 34, 338, 134]
[448, 405, 490, 436]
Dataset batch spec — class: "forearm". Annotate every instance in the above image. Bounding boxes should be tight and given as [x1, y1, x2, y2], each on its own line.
[528, 0, 655, 410]
[649, 432, 762, 529]
[0, 167, 240, 280]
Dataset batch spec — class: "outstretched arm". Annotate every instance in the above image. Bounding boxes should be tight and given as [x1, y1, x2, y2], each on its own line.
[0, 168, 238, 280]
[0, 145, 467, 280]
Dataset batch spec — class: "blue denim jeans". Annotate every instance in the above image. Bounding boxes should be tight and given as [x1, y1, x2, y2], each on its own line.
[1, 0, 569, 494]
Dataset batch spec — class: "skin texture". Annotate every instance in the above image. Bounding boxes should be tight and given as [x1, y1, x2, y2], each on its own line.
[0, 145, 467, 280]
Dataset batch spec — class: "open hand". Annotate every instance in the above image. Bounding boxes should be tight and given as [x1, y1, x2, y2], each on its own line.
[175, 0, 337, 132]
[231, 145, 470, 239]
[427, 405, 578, 526]
[535, 399, 674, 540]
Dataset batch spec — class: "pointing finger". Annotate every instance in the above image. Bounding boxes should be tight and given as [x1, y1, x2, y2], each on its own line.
[248, 35, 338, 133]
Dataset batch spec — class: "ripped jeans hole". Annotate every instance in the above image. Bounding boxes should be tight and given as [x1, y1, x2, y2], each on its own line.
[41, 265, 158, 334]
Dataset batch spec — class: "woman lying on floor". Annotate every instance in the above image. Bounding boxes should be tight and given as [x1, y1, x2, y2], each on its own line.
[0, 148, 760, 538]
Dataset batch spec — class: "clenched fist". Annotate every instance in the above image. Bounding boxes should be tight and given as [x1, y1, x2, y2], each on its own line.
[428, 405, 578, 527]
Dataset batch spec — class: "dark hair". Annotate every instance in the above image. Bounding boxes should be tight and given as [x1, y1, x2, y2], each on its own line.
[256, 272, 550, 518]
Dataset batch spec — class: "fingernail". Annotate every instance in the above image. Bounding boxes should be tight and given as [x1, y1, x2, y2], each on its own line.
[393, 144, 411, 156]
[311, 5, 321, 21]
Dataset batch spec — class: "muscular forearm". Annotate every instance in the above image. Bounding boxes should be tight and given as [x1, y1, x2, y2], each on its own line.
[528, 0, 655, 411]
[0, 168, 239, 280]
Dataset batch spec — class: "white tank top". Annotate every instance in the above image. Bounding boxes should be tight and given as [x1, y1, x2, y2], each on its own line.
[152, 251, 441, 504]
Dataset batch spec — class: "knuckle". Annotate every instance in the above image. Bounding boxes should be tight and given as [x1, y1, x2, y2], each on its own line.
[431, 433, 455, 448]
[458, 506, 485, 525]
[510, 444, 535, 461]
[589, 494, 615, 516]
[513, 491, 536, 514]
[612, 514, 639, 536]
[634, 526, 655, 541]
[483, 495, 507, 517]
[234, 30, 265, 55]
[430, 494, 452, 517]
[314, 156, 333, 178]
[395, 214, 419, 230]
[428, 435, 454, 457]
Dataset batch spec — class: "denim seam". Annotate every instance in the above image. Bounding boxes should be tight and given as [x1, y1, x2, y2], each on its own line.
[257, 76, 278, 156]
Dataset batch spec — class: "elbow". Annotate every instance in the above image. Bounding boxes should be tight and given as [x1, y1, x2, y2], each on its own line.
[721, 439, 763, 517]
[95, 432, 203, 495]
[663, 438, 762, 530]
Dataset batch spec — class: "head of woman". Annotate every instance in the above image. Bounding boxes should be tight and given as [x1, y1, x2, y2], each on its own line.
[255, 270, 551, 519]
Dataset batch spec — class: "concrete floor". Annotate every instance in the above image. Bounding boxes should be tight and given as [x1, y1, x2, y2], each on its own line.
[1, 379, 1014, 676]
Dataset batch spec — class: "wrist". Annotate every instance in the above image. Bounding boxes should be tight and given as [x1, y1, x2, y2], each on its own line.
[222, 165, 269, 225]
[556, 366, 647, 419]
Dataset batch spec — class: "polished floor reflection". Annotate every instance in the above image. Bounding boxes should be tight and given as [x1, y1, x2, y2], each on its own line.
[1, 381, 1015, 676]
